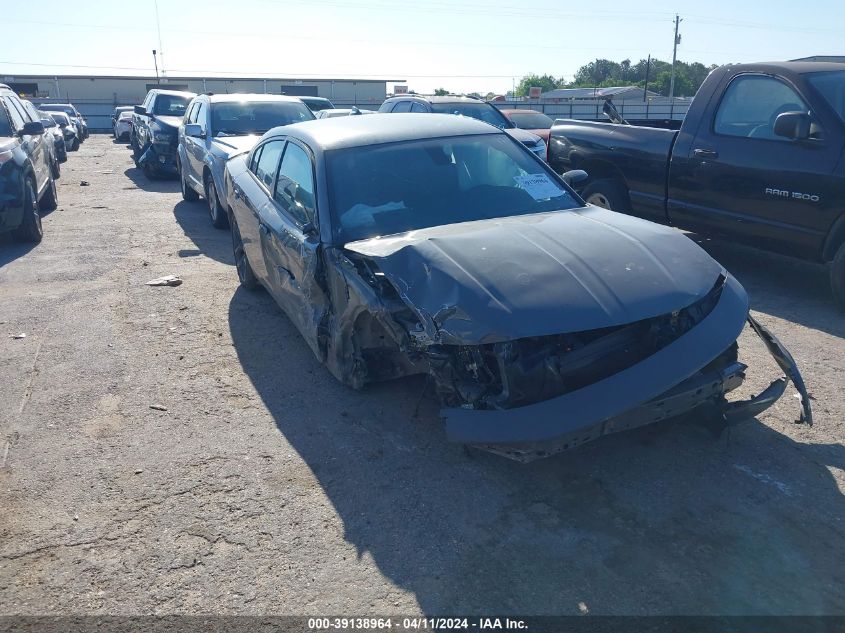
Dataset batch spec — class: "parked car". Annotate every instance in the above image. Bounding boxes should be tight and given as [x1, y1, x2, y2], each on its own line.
[113, 110, 133, 141]
[40, 103, 88, 141]
[379, 95, 548, 160]
[548, 61, 845, 306]
[224, 114, 810, 460]
[48, 112, 80, 152]
[21, 100, 61, 179]
[177, 93, 314, 228]
[298, 96, 335, 112]
[131, 89, 196, 179]
[315, 107, 375, 119]
[38, 111, 68, 164]
[112, 105, 134, 124]
[500, 109, 554, 143]
[0, 84, 58, 243]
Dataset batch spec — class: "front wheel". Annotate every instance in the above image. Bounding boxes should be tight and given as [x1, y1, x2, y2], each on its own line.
[39, 176, 58, 212]
[831, 242, 845, 310]
[581, 179, 631, 212]
[179, 159, 199, 201]
[206, 176, 229, 229]
[231, 217, 258, 290]
[13, 179, 43, 243]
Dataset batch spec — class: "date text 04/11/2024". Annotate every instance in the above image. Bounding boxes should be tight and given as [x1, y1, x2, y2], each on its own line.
[307, 617, 528, 630]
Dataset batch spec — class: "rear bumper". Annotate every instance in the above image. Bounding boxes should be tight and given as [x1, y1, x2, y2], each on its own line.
[442, 275, 811, 459]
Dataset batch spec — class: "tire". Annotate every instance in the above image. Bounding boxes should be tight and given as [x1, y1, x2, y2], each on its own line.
[831, 241, 845, 310]
[205, 175, 229, 229]
[231, 217, 258, 290]
[13, 179, 43, 243]
[51, 157, 61, 180]
[69, 138, 80, 152]
[179, 159, 199, 201]
[39, 176, 58, 212]
[581, 178, 631, 212]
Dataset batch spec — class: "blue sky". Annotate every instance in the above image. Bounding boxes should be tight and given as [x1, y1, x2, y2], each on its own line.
[2, 0, 843, 94]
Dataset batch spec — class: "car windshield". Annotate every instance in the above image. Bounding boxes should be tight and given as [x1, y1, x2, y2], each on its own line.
[327, 133, 581, 243]
[152, 95, 191, 116]
[211, 101, 314, 136]
[118, 111, 133, 120]
[303, 99, 334, 112]
[507, 111, 554, 129]
[807, 71, 845, 124]
[51, 113, 70, 126]
[43, 105, 76, 116]
[39, 113, 57, 128]
[0, 105, 11, 136]
[430, 102, 512, 128]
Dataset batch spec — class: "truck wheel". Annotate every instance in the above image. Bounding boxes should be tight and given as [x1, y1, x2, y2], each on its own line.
[13, 179, 43, 243]
[831, 242, 845, 310]
[582, 179, 630, 212]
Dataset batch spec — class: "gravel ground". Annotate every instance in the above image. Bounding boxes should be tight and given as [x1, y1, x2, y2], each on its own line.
[1, 135, 844, 616]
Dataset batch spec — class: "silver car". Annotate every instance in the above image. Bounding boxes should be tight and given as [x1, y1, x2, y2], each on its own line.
[177, 93, 314, 228]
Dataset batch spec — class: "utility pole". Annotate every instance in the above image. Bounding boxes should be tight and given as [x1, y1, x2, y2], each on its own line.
[669, 14, 682, 99]
[152, 49, 159, 83]
[643, 55, 651, 102]
[153, 0, 165, 77]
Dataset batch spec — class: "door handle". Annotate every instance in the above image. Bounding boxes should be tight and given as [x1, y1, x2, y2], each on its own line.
[693, 148, 718, 159]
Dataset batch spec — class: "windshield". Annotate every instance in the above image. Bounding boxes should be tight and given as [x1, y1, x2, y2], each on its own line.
[50, 113, 69, 126]
[303, 98, 334, 112]
[430, 102, 512, 128]
[39, 113, 57, 127]
[807, 71, 845, 124]
[42, 105, 76, 117]
[327, 134, 580, 243]
[507, 111, 554, 129]
[153, 95, 191, 116]
[211, 101, 314, 136]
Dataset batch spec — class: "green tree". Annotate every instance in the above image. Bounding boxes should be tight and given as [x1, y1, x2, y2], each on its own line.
[434, 87, 449, 96]
[515, 74, 564, 97]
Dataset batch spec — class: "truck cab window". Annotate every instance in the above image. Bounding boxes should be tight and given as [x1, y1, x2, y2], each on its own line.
[714, 75, 809, 141]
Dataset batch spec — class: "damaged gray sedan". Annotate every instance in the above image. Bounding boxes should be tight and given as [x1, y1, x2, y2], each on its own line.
[224, 114, 812, 461]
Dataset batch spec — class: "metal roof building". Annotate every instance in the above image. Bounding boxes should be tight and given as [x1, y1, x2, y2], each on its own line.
[539, 86, 660, 101]
[2, 73, 403, 130]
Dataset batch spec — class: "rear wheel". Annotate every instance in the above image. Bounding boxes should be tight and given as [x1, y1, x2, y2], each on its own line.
[231, 216, 258, 290]
[69, 138, 80, 152]
[581, 179, 630, 212]
[39, 176, 58, 212]
[13, 179, 43, 243]
[831, 242, 845, 310]
[205, 175, 229, 229]
[179, 159, 199, 201]
[50, 156, 61, 179]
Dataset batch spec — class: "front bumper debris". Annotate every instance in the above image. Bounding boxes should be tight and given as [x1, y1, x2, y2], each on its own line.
[137, 144, 178, 175]
[442, 276, 812, 461]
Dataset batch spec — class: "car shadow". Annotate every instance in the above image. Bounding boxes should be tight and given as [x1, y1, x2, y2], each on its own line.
[229, 286, 845, 615]
[172, 200, 233, 264]
[690, 235, 844, 338]
[0, 234, 37, 268]
[122, 166, 180, 194]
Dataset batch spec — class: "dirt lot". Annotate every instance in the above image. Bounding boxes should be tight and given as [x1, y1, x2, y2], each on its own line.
[1, 135, 844, 616]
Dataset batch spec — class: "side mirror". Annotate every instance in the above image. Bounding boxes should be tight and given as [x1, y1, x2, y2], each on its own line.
[21, 121, 45, 136]
[134, 105, 147, 115]
[184, 123, 205, 138]
[561, 169, 589, 187]
[774, 111, 811, 140]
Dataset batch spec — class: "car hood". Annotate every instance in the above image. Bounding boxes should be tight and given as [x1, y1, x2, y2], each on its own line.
[210, 134, 263, 158]
[505, 127, 542, 145]
[343, 206, 725, 344]
[153, 115, 183, 130]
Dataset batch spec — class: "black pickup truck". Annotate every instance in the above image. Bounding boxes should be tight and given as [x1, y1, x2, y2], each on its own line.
[548, 62, 845, 306]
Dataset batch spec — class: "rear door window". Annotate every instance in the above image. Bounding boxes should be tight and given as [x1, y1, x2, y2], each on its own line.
[392, 101, 412, 113]
[274, 142, 317, 225]
[253, 139, 285, 190]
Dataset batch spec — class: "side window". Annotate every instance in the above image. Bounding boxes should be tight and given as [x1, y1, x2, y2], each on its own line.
[21, 101, 40, 122]
[249, 145, 263, 173]
[714, 75, 809, 140]
[253, 139, 285, 189]
[392, 101, 412, 113]
[185, 102, 197, 123]
[195, 102, 207, 129]
[410, 102, 428, 113]
[273, 142, 317, 225]
[2, 97, 26, 131]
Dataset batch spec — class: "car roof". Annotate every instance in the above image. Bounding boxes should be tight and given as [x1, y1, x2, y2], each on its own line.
[385, 95, 483, 104]
[299, 96, 333, 102]
[270, 113, 501, 151]
[41, 103, 75, 108]
[152, 89, 196, 98]
[203, 93, 307, 104]
[499, 109, 549, 115]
